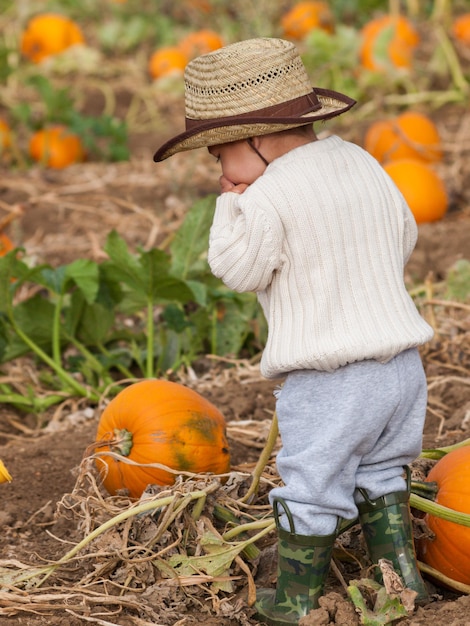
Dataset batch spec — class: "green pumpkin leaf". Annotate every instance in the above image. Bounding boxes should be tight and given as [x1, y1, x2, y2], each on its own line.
[348, 579, 409, 625]
[170, 195, 216, 280]
[164, 531, 240, 592]
[2, 296, 58, 360]
[65, 258, 100, 303]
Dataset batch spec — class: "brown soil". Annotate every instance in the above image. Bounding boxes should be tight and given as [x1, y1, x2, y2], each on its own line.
[0, 100, 469, 625]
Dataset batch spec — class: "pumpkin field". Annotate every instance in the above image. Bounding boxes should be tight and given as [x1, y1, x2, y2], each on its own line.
[1, 1, 470, 624]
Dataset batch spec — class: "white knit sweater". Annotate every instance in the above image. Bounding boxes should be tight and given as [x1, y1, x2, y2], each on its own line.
[208, 135, 434, 378]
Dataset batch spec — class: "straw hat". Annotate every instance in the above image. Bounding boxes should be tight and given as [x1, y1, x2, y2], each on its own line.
[153, 37, 356, 162]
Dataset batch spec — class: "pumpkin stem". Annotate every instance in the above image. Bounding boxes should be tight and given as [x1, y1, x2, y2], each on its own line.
[241, 410, 279, 504]
[418, 560, 470, 595]
[421, 436, 470, 460]
[111, 428, 133, 456]
[410, 480, 439, 501]
[410, 493, 470, 528]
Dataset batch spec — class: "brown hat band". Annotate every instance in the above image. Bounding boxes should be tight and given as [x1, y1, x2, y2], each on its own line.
[185, 92, 322, 131]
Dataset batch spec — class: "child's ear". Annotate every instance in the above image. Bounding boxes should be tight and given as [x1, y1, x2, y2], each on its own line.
[251, 135, 263, 149]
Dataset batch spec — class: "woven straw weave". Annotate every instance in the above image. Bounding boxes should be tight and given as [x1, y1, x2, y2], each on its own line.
[184, 39, 312, 119]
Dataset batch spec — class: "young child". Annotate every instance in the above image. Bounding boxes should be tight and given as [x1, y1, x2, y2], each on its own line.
[154, 37, 433, 625]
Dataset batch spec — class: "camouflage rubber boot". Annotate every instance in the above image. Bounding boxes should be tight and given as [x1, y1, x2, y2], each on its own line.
[255, 498, 337, 625]
[357, 488, 429, 605]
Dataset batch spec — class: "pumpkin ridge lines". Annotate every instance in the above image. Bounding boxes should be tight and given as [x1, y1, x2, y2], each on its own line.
[94, 379, 230, 498]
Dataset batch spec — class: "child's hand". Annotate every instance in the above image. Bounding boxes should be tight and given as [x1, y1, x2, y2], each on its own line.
[219, 175, 249, 195]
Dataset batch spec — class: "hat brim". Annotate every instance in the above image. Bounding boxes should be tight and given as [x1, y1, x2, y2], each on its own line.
[153, 88, 356, 162]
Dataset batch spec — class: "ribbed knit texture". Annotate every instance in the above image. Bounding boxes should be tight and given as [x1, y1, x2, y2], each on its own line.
[208, 135, 434, 378]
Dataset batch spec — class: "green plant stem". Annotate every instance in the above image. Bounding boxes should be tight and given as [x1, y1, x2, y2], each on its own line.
[146, 297, 154, 379]
[213, 504, 261, 559]
[430, 0, 451, 22]
[435, 25, 469, 95]
[222, 518, 275, 542]
[52, 293, 63, 366]
[96, 342, 135, 379]
[156, 322, 167, 376]
[224, 519, 274, 561]
[418, 560, 470, 595]
[210, 307, 217, 355]
[68, 336, 114, 386]
[408, 281, 445, 299]
[241, 411, 278, 504]
[420, 437, 470, 460]
[0, 392, 65, 412]
[223, 521, 275, 557]
[31, 488, 216, 587]
[213, 504, 251, 526]
[410, 493, 470, 527]
[359, 90, 465, 118]
[411, 480, 439, 500]
[191, 493, 206, 521]
[10, 319, 96, 400]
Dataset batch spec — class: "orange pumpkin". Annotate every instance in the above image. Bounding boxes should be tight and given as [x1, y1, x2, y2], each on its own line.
[179, 29, 224, 60]
[95, 379, 231, 498]
[20, 13, 85, 64]
[0, 233, 14, 257]
[148, 46, 188, 80]
[364, 111, 443, 164]
[384, 158, 448, 224]
[0, 118, 12, 153]
[359, 14, 419, 72]
[452, 13, 470, 46]
[418, 446, 470, 586]
[281, 1, 334, 39]
[29, 125, 85, 169]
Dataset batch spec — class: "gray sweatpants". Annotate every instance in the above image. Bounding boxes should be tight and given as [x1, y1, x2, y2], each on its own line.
[270, 348, 427, 536]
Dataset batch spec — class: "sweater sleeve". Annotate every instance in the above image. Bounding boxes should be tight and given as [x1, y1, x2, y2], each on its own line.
[402, 200, 418, 265]
[207, 190, 283, 293]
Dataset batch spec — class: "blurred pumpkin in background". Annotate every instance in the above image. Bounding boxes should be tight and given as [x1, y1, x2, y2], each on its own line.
[359, 14, 419, 71]
[452, 13, 470, 46]
[0, 118, 12, 155]
[148, 46, 188, 80]
[29, 125, 86, 169]
[21, 13, 85, 63]
[384, 158, 448, 224]
[281, 1, 334, 39]
[364, 111, 443, 164]
[0, 233, 14, 257]
[179, 29, 224, 60]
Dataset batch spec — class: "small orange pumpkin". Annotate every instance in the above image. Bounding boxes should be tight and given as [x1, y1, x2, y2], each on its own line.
[417, 446, 470, 586]
[94, 379, 231, 498]
[0, 233, 14, 257]
[281, 1, 334, 39]
[0, 118, 12, 153]
[20, 13, 85, 64]
[359, 14, 419, 72]
[148, 46, 188, 80]
[384, 158, 448, 224]
[452, 13, 470, 46]
[179, 29, 224, 60]
[29, 125, 85, 169]
[364, 111, 443, 164]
